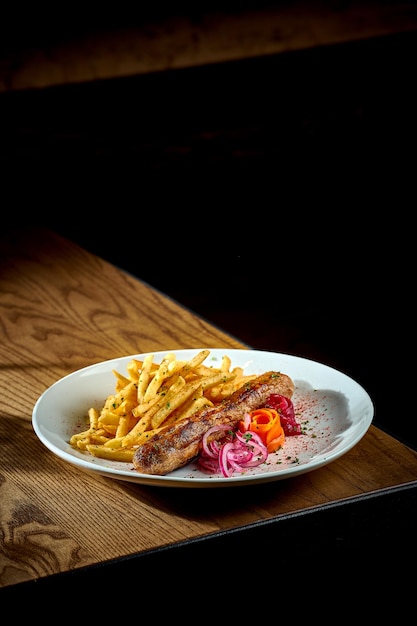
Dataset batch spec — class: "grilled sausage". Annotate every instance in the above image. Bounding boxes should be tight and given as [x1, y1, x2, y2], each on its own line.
[132, 370, 294, 475]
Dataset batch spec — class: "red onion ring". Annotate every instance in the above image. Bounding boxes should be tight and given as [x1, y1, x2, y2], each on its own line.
[198, 424, 268, 478]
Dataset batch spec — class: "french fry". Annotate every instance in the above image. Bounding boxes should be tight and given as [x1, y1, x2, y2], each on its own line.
[206, 371, 257, 402]
[199, 370, 236, 391]
[115, 414, 135, 439]
[69, 408, 100, 446]
[126, 358, 153, 384]
[220, 355, 232, 372]
[112, 381, 137, 411]
[143, 353, 176, 401]
[142, 376, 187, 424]
[163, 394, 213, 426]
[173, 349, 211, 378]
[136, 354, 155, 403]
[132, 392, 163, 418]
[98, 411, 123, 427]
[150, 378, 203, 429]
[193, 364, 221, 376]
[75, 433, 110, 449]
[70, 350, 254, 465]
[125, 425, 166, 447]
[86, 445, 135, 462]
[113, 370, 131, 392]
[120, 413, 154, 447]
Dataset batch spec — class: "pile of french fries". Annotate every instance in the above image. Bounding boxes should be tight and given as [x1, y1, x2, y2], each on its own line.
[70, 349, 256, 463]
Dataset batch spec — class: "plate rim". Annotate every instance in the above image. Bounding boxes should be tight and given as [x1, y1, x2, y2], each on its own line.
[32, 348, 374, 488]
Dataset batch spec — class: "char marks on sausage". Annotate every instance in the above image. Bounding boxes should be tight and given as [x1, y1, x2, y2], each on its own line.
[132, 370, 294, 475]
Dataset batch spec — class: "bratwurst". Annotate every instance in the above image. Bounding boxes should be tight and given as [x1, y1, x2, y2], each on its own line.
[132, 370, 295, 475]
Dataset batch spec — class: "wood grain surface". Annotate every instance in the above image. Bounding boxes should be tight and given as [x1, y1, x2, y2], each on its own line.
[2, 1, 417, 92]
[1, 226, 417, 589]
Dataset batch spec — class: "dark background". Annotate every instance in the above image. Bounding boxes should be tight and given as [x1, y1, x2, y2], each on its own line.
[2, 25, 415, 448]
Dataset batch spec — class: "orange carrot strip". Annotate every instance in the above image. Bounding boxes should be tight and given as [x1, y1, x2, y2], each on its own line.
[239, 408, 285, 453]
[266, 431, 285, 453]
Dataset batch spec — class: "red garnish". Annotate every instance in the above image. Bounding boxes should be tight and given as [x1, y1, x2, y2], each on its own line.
[265, 394, 302, 436]
[198, 424, 268, 477]
[238, 407, 285, 453]
[197, 394, 301, 478]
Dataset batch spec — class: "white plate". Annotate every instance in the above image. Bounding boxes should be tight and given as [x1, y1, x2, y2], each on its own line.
[32, 349, 374, 488]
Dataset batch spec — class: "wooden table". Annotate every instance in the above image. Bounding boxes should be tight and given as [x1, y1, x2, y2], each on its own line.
[2, 2, 417, 93]
[1, 226, 417, 600]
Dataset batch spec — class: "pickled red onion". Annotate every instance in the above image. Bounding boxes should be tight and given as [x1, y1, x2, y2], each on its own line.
[198, 424, 268, 477]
